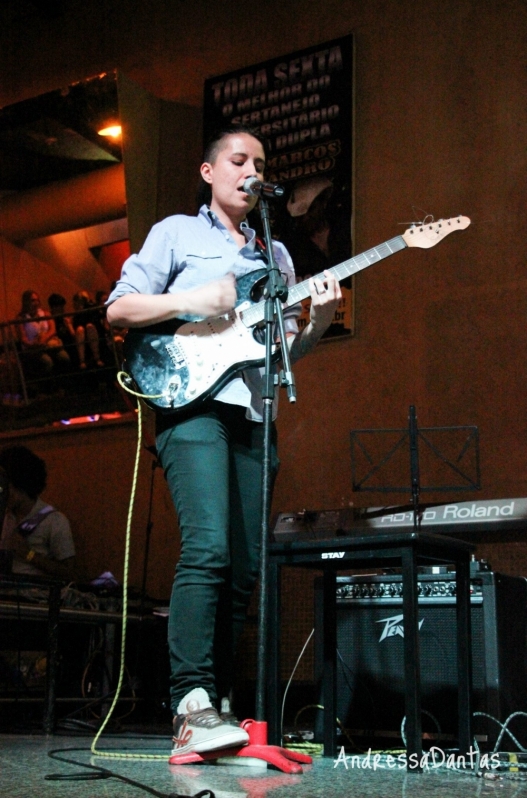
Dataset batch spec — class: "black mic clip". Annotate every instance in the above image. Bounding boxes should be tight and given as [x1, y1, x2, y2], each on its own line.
[243, 177, 285, 200]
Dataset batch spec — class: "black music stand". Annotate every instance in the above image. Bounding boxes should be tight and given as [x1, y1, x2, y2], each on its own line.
[350, 405, 480, 528]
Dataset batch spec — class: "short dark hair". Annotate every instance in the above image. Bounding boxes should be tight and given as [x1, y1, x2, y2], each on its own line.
[197, 124, 269, 208]
[20, 290, 38, 315]
[48, 293, 66, 308]
[202, 123, 268, 165]
[0, 445, 47, 500]
[73, 291, 92, 309]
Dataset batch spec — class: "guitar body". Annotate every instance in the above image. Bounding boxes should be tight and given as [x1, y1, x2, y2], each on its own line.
[123, 268, 277, 413]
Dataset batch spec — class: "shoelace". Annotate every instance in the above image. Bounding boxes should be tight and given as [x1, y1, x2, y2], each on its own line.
[219, 710, 239, 724]
[183, 707, 223, 728]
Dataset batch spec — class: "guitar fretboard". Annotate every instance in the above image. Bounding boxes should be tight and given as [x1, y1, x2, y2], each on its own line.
[242, 234, 407, 327]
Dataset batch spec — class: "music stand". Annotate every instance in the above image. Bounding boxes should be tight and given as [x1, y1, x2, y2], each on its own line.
[350, 405, 480, 529]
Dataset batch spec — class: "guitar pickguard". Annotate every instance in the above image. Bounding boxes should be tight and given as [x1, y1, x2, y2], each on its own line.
[123, 269, 276, 413]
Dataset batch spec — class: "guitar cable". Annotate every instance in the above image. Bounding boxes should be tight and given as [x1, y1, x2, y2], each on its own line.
[117, 370, 165, 401]
[88, 394, 170, 762]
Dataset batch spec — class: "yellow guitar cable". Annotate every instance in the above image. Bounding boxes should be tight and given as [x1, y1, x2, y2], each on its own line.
[90, 391, 168, 761]
[117, 370, 165, 401]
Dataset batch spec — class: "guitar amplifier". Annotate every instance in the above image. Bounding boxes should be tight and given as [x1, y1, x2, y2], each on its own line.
[314, 571, 527, 745]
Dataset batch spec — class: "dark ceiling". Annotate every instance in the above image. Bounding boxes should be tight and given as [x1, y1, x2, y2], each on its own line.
[0, 71, 121, 193]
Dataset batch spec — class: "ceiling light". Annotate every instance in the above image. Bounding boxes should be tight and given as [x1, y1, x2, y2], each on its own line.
[98, 124, 122, 138]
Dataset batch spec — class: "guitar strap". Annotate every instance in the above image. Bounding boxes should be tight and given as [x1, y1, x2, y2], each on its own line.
[255, 236, 269, 262]
[17, 504, 56, 539]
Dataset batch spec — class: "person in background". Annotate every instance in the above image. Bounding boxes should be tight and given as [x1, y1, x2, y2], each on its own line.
[0, 445, 76, 581]
[95, 290, 123, 364]
[47, 293, 77, 367]
[72, 291, 104, 369]
[18, 290, 70, 376]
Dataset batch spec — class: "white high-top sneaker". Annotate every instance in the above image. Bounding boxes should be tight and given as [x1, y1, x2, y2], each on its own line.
[172, 687, 249, 755]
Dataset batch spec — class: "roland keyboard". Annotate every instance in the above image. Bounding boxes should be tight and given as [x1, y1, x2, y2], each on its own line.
[273, 497, 527, 542]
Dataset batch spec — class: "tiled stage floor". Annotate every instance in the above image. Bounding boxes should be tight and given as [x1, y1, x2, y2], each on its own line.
[1, 731, 526, 798]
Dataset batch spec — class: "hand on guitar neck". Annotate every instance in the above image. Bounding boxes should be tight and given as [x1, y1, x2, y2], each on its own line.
[307, 269, 342, 332]
[289, 269, 342, 362]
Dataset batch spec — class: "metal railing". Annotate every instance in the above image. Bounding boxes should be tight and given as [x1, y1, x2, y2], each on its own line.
[0, 308, 128, 430]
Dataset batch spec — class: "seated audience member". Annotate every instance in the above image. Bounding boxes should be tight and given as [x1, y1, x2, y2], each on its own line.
[47, 293, 78, 366]
[72, 291, 104, 369]
[96, 289, 124, 363]
[0, 445, 76, 580]
[17, 290, 70, 375]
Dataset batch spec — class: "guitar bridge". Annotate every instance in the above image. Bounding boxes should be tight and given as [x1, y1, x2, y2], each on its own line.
[165, 340, 187, 369]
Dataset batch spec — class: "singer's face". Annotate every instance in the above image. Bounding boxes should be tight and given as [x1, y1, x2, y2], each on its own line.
[200, 133, 266, 221]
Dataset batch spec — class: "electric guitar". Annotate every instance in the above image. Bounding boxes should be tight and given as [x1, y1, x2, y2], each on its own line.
[122, 215, 471, 413]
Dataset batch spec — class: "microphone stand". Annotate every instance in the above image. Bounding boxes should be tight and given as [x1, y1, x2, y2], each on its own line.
[408, 405, 421, 530]
[255, 196, 296, 718]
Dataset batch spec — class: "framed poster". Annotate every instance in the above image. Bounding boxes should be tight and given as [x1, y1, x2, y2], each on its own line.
[203, 34, 354, 338]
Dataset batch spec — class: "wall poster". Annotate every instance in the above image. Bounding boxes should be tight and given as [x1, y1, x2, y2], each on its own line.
[203, 34, 354, 339]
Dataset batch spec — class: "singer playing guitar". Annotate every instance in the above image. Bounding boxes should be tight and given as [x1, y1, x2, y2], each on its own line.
[106, 124, 340, 757]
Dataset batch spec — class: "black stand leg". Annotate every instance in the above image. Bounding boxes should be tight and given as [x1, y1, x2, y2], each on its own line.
[140, 457, 159, 614]
[456, 557, 473, 754]
[255, 399, 273, 721]
[267, 560, 281, 745]
[401, 545, 422, 770]
[322, 570, 337, 757]
[255, 195, 294, 723]
[43, 581, 61, 734]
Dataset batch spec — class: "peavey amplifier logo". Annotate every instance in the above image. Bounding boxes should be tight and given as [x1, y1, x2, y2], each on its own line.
[377, 614, 424, 642]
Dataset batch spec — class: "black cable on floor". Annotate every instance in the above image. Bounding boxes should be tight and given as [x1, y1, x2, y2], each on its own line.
[46, 747, 215, 798]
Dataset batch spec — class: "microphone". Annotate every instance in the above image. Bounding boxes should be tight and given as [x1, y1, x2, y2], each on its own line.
[243, 177, 285, 199]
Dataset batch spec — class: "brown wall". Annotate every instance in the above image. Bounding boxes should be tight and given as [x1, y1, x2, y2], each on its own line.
[1, 0, 527, 679]
[0, 234, 85, 321]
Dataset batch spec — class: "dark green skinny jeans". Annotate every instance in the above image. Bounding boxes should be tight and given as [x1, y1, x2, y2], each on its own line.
[156, 400, 278, 714]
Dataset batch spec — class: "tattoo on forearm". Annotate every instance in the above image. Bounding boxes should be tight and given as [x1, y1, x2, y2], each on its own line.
[289, 326, 323, 363]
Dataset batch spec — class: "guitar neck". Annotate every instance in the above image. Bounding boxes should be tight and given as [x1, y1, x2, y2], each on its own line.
[243, 234, 407, 327]
[288, 234, 407, 306]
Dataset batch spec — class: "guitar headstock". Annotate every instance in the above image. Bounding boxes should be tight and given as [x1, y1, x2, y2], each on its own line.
[402, 215, 471, 249]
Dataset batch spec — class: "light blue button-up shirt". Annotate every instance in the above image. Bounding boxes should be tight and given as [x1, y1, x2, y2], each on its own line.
[108, 206, 301, 421]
